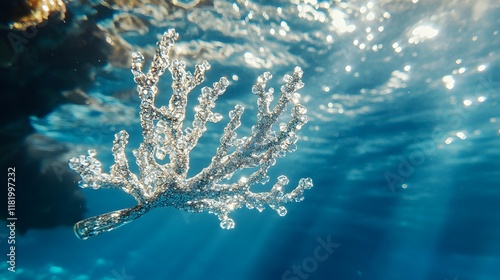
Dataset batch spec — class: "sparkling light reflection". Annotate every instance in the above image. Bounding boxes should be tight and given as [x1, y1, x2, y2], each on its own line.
[409, 25, 439, 44]
[456, 132, 467, 140]
[442, 75, 455, 90]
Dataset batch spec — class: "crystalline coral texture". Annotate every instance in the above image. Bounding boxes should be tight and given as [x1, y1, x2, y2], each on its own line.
[69, 29, 313, 240]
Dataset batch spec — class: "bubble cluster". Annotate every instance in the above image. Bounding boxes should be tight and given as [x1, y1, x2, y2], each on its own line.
[68, 29, 313, 240]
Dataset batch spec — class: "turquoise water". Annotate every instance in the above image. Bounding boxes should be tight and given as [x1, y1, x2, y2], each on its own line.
[3, 1, 500, 279]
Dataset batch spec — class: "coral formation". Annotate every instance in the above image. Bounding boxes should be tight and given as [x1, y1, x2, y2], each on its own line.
[69, 29, 313, 240]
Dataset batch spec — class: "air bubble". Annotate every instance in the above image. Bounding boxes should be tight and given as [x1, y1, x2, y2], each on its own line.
[220, 218, 235, 229]
[276, 206, 287, 216]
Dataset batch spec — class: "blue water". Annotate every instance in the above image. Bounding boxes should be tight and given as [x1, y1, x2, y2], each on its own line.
[4, 1, 500, 279]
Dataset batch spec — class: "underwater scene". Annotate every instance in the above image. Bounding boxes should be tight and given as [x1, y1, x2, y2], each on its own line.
[0, 0, 499, 279]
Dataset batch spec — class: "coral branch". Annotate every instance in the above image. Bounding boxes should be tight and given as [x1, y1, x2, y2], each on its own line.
[69, 28, 313, 240]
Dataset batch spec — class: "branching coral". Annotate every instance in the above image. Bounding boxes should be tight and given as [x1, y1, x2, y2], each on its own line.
[69, 29, 313, 240]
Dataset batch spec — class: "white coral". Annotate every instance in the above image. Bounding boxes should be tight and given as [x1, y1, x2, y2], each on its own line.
[69, 29, 313, 240]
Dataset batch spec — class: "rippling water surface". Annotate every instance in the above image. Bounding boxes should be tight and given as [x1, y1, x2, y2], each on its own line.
[8, 0, 500, 279]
